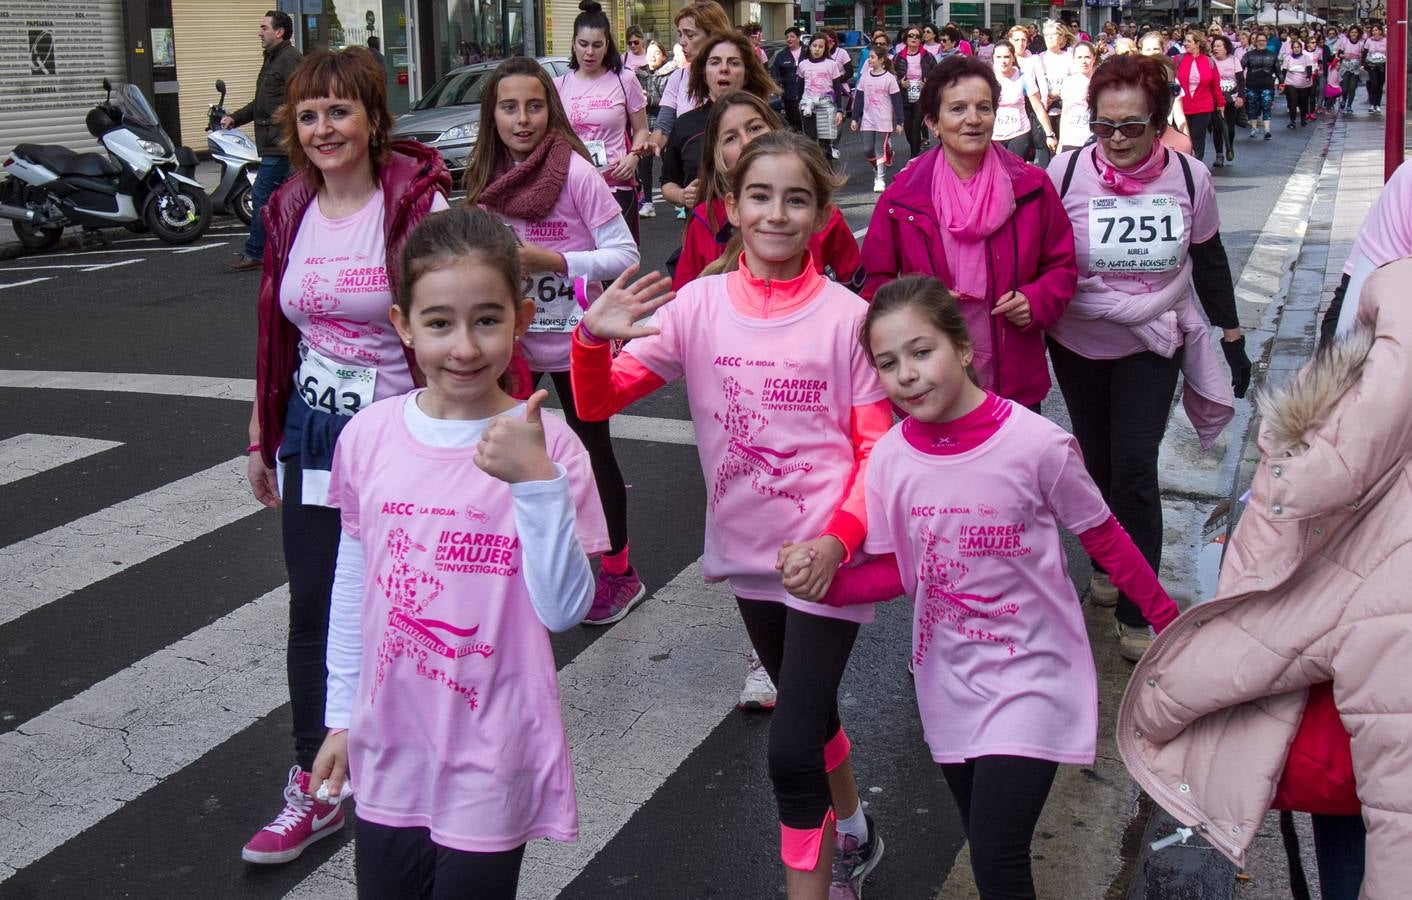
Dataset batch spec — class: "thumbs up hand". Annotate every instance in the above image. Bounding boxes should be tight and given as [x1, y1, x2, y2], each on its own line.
[475, 390, 559, 484]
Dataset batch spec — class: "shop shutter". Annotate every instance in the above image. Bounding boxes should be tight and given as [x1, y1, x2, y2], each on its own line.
[545, 0, 625, 60]
[0, 0, 127, 159]
[171, 0, 270, 150]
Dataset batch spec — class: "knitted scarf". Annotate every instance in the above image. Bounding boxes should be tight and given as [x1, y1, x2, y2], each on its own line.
[478, 131, 574, 221]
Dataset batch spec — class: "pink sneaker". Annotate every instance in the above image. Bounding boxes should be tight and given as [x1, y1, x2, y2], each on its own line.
[241, 766, 345, 864]
[583, 568, 646, 625]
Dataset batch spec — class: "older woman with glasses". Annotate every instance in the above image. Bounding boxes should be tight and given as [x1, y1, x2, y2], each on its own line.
[1044, 53, 1251, 663]
[895, 27, 937, 156]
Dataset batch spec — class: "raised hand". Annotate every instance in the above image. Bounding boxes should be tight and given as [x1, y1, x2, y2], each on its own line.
[582, 264, 676, 341]
[474, 390, 559, 484]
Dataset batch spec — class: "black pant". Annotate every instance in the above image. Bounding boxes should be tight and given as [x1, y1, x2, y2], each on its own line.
[612, 187, 640, 245]
[1340, 71, 1361, 109]
[1220, 101, 1240, 155]
[636, 151, 654, 208]
[903, 102, 926, 157]
[1047, 339, 1182, 628]
[1367, 64, 1385, 106]
[940, 756, 1059, 900]
[1027, 114, 1052, 167]
[784, 94, 804, 132]
[1311, 813, 1366, 900]
[354, 817, 525, 900]
[1186, 111, 1213, 162]
[281, 458, 342, 771]
[999, 133, 1032, 161]
[1287, 86, 1314, 123]
[536, 370, 628, 556]
[737, 598, 858, 831]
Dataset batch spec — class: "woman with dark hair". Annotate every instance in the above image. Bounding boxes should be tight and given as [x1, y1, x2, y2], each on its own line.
[860, 55, 1077, 415]
[1242, 35, 1281, 139]
[1044, 53, 1251, 661]
[1282, 37, 1319, 128]
[1364, 23, 1387, 112]
[894, 26, 936, 157]
[243, 46, 452, 865]
[1334, 24, 1366, 113]
[1211, 35, 1244, 164]
[555, 1, 651, 239]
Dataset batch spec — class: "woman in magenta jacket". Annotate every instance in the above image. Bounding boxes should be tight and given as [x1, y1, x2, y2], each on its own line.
[1176, 31, 1226, 164]
[860, 55, 1077, 410]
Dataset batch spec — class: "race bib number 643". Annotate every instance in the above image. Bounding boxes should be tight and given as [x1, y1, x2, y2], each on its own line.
[1086, 194, 1186, 274]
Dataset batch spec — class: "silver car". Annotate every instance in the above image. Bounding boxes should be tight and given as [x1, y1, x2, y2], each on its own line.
[392, 56, 571, 179]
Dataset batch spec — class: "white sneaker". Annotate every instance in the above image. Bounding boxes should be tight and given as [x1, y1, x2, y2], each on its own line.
[1116, 622, 1154, 663]
[1088, 571, 1119, 607]
[638, 201, 655, 218]
[738, 652, 777, 710]
[873, 176, 886, 193]
[831, 146, 841, 160]
[1249, 129, 1259, 138]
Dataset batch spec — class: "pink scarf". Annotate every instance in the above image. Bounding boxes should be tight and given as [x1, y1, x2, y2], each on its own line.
[1093, 140, 1166, 196]
[930, 143, 1015, 304]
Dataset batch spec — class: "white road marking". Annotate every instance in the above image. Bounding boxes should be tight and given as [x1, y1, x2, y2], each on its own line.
[0, 262, 142, 272]
[0, 456, 261, 628]
[287, 559, 743, 900]
[79, 259, 143, 272]
[0, 434, 123, 487]
[852, 226, 868, 239]
[0, 277, 52, 290]
[0, 586, 289, 883]
[172, 242, 233, 254]
[19, 243, 227, 259]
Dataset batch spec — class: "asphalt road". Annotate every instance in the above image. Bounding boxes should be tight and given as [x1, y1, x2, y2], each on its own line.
[0, 118, 1318, 900]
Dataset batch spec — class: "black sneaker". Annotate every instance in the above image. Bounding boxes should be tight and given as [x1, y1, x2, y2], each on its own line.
[1264, 131, 1273, 140]
[831, 813, 884, 898]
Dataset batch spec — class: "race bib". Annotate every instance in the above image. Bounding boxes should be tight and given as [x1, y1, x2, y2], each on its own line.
[906, 80, 922, 103]
[296, 343, 376, 417]
[524, 272, 584, 333]
[1220, 78, 1237, 93]
[1086, 194, 1186, 274]
[994, 106, 1024, 137]
[583, 139, 608, 169]
[1369, 52, 1386, 64]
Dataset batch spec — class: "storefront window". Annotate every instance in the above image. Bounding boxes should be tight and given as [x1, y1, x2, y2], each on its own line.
[435, 0, 532, 72]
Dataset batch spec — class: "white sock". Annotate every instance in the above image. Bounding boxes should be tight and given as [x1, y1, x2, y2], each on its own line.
[836, 804, 868, 843]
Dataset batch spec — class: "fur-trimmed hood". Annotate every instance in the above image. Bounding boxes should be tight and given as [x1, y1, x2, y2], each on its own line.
[1258, 324, 1376, 457]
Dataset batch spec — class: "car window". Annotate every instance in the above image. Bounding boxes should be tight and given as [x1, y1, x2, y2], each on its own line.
[416, 69, 492, 109]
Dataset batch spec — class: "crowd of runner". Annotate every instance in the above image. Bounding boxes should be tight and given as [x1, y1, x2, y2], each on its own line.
[232, 6, 1399, 898]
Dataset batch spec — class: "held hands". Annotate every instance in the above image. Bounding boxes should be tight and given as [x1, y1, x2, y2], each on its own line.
[474, 390, 558, 484]
[247, 451, 281, 509]
[1220, 333, 1252, 399]
[993, 290, 1033, 329]
[310, 729, 350, 802]
[582, 264, 676, 341]
[776, 536, 846, 602]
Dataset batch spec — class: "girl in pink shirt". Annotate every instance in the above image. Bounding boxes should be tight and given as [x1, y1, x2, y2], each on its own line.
[311, 207, 609, 898]
[794, 275, 1176, 898]
[464, 57, 643, 624]
[571, 131, 892, 898]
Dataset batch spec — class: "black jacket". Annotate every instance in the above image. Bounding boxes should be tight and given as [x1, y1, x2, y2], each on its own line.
[231, 39, 304, 156]
[770, 46, 803, 102]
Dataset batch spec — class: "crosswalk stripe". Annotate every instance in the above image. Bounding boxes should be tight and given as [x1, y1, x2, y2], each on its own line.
[0, 456, 260, 628]
[0, 434, 122, 487]
[288, 559, 743, 900]
[0, 585, 289, 882]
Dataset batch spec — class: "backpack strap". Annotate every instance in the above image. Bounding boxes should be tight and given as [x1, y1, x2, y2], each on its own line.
[1175, 149, 1195, 204]
[1059, 145, 1085, 198]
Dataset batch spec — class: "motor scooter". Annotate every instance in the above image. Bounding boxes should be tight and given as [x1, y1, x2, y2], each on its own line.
[0, 79, 211, 251]
[206, 79, 259, 225]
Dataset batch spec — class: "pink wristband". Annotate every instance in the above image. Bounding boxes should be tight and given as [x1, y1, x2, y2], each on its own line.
[246, 443, 260, 454]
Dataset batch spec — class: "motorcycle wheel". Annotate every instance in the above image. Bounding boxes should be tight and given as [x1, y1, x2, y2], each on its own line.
[12, 219, 63, 252]
[231, 182, 254, 226]
[144, 182, 212, 245]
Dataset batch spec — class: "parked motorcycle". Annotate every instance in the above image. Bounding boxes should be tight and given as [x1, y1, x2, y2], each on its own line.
[0, 79, 211, 251]
[206, 79, 258, 226]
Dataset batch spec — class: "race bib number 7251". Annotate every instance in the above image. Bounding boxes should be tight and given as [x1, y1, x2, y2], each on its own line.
[1086, 194, 1186, 274]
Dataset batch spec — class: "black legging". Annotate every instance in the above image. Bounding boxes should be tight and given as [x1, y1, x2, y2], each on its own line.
[1339, 70, 1361, 109]
[1186, 111, 1214, 162]
[1367, 63, 1386, 106]
[1219, 95, 1240, 154]
[537, 370, 628, 555]
[999, 134, 1033, 161]
[611, 187, 640, 245]
[903, 101, 927, 156]
[737, 598, 858, 833]
[282, 457, 342, 772]
[940, 756, 1059, 900]
[1287, 86, 1314, 123]
[1047, 338, 1183, 630]
[354, 817, 525, 900]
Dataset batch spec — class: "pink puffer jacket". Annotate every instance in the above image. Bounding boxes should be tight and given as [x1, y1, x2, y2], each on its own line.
[1116, 259, 1412, 898]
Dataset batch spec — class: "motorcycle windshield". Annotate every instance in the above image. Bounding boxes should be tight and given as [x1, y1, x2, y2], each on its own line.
[117, 84, 160, 127]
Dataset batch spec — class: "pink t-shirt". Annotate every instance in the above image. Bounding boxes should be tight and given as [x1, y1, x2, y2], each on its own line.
[864, 403, 1110, 765]
[1039, 49, 1072, 98]
[490, 152, 622, 372]
[281, 190, 448, 402]
[1058, 73, 1091, 149]
[555, 69, 647, 190]
[1344, 156, 1412, 274]
[623, 272, 887, 620]
[657, 66, 699, 115]
[328, 393, 610, 851]
[902, 50, 923, 82]
[1214, 54, 1240, 92]
[994, 69, 1034, 142]
[1046, 146, 1220, 359]
[623, 50, 648, 71]
[1284, 52, 1318, 89]
[799, 57, 843, 101]
[857, 69, 900, 131]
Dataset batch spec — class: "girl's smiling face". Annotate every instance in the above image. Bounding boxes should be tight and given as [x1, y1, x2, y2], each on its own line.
[493, 75, 548, 162]
[868, 306, 981, 423]
[390, 258, 534, 420]
[724, 153, 823, 275]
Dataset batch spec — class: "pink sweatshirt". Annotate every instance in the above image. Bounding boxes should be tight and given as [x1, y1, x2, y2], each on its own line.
[571, 254, 893, 621]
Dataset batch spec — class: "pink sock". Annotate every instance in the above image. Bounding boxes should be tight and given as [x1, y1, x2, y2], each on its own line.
[601, 545, 630, 576]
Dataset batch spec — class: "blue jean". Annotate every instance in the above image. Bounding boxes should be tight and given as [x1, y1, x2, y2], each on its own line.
[244, 154, 292, 261]
[1311, 813, 1365, 900]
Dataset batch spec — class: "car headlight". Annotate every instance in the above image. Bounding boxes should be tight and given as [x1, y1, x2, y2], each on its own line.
[437, 122, 478, 143]
[138, 139, 168, 156]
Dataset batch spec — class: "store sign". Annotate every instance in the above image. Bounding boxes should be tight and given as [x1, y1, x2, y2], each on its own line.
[0, 1, 116, 114]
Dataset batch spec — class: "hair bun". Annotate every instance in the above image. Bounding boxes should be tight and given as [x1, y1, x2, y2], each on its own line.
[578, 0, 602, 12]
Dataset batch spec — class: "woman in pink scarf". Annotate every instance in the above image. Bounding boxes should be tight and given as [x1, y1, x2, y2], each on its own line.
[860, 55, 1077, 412]
[1044, 54, 1251, 662]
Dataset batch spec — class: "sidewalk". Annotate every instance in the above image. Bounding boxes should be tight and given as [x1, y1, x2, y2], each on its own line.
[932, 111, 1399, 900]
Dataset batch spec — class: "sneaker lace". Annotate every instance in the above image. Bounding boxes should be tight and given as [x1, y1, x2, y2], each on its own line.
[265, 780, 313, 835]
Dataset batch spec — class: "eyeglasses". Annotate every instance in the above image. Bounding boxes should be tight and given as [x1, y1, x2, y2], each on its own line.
[628, 38, 643, 45]
[906, 33, 920, 40]
[1089, 118, 1150, 138]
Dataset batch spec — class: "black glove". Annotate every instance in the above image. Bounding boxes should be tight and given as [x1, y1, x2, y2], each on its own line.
[1221, 335, 1252, 399]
